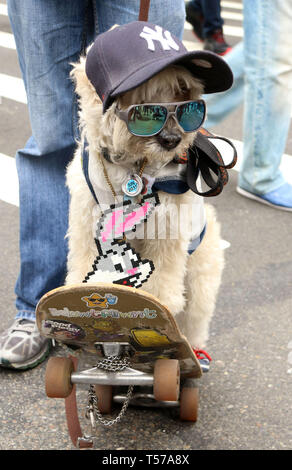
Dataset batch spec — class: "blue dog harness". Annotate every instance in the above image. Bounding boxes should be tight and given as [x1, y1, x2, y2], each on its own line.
[81, 129, 237, 255]
[81, 146, 205, 255]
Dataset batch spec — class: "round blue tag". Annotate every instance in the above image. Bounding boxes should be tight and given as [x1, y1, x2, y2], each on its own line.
[122, 174, 143, 197]
[126, 179, 138, 193]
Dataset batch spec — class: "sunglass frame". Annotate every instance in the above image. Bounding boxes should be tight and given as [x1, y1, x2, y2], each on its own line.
[115, 99, 206, 137]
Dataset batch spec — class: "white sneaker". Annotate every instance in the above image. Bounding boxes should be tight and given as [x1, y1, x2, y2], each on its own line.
[0, 318, 50, 370]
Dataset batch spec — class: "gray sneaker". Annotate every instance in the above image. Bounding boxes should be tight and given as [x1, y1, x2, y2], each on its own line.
[0, 318, 51, 370]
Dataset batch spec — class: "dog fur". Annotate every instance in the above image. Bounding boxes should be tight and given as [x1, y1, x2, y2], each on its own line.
[66, 57, 224, 348]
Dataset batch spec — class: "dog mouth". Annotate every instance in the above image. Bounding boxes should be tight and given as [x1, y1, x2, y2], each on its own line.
[155, 130, 182, 151]
[109, 128, 190, 176]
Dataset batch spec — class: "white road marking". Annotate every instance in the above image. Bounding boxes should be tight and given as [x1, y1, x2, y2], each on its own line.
[221, 1, 243, 10]
[221, 10, 243, 21]
[183, 39, 202, 51]
[0, 31, 15, 49]
[0, 72, 27, 104]
[0, 153, 19, 206]
[220, 239, 231, 250]
[223, 24, 243, 38]
[0, 4, 8, 16]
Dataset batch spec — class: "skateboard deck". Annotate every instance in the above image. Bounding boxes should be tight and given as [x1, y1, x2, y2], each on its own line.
[36, 283, 202, 378]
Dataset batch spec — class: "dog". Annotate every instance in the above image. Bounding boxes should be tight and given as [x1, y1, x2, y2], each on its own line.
[65, 22, 233, 350]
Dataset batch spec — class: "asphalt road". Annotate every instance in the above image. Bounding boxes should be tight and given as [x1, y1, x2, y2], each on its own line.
[0, 0, 291, 451]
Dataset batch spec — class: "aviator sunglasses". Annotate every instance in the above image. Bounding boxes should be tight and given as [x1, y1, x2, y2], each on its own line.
[115, 100, 206, 137]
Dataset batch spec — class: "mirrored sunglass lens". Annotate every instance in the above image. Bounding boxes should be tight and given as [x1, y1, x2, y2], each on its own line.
[128, 105, 167, 136]
[177, 101, 205, 131]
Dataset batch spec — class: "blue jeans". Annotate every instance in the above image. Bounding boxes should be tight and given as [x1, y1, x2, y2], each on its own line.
[190, 0, 223, 37]
[204, 41, 244, 128]
[7, 0, 186, 321]
[205, 0, 292, 195]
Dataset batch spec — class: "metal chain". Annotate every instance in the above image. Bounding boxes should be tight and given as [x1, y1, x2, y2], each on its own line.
[86, 355, 133, 427]
[99, 154, 148, 200]
[94, 355, 131, 372]
[56, 343, 133, 426]
[86, 383, 133, 427]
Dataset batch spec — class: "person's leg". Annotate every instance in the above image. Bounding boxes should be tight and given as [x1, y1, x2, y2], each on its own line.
[186, 0, 223, 34]
[9, 0, 92, 319]
[186, 0, 230, 54]
[186, 1, 204, 41]
[239, 0, 292, 207]
[204, 41, 244, 128]
[189, 0, 202, 11]
[202, 0, 231, 55]
[0, 0, 92, 368]
[96, 0, 186, 39]
[200, 0, 223, 37]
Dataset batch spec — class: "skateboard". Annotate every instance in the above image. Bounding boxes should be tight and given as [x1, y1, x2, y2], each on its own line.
[36, 283, 210, 448]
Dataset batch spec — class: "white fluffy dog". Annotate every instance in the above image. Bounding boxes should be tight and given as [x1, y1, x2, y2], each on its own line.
[65, 22, 233, 350]
[65, 63, 223, 350]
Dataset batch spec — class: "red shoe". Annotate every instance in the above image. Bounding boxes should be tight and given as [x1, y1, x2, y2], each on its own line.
[193, 348, 212, 362]
[204, 29, 232, 56]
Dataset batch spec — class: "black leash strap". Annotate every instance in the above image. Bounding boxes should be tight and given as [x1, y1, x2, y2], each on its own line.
[187, 128, 237, 197]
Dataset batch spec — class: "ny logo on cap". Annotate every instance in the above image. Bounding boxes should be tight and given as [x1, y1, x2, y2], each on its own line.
[140, 25, 180, 52]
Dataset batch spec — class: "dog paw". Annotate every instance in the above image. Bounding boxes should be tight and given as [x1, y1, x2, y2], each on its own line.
[189, 330, 209, 350]
[161, 292, 186, 316]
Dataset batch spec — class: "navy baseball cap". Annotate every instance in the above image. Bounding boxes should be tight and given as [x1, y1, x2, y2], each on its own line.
[85, 21, 233, 113]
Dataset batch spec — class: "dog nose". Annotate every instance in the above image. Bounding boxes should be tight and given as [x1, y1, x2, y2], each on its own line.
[156, 130, 182, 150]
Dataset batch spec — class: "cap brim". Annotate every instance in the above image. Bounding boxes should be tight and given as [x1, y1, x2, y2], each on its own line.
[104, 50, 233, 112]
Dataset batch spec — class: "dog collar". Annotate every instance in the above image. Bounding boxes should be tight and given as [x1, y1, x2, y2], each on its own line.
[82, 128, 237, 204]
[81, 142, 208, 257]
[101, 147, 188, 165]
[101, 128, 237, 197]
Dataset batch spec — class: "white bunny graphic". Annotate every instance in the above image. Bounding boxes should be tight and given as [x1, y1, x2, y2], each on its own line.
[83, 193, 160, 288]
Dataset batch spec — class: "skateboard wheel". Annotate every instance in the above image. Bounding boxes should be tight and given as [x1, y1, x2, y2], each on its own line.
[45, 357, 74, 398]
[179, 386, 199, 422]
[94, 385, 112, 414]
[153, 359, 180, 402]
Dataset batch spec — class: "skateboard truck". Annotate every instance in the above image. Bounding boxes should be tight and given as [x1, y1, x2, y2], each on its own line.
[71, 349, 154, 388]
[71, 350, 209, 388]
[94, 341, 134, 359]
[71, 341, 209, 435]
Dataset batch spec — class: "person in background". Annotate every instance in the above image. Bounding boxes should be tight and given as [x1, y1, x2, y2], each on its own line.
[203, 0, 292, 211]
[186, 0, 231, 55]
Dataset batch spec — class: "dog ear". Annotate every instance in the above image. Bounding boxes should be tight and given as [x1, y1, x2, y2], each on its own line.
[70, 56, 102, 107]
